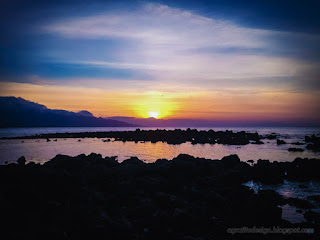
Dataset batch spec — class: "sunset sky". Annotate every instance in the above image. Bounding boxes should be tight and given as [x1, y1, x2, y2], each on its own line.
[1, 0, 319, 124]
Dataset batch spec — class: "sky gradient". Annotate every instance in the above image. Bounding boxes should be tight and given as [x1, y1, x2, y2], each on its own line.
[1, 0, 319, 125]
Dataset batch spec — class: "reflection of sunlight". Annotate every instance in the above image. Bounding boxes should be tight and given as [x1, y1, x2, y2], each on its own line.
[278, 186, 294, 198]
[279, 191, 293, 198]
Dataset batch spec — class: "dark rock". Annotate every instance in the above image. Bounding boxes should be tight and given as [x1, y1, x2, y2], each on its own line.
[5, 129, 263, 146]
[304, 210, 320, 223]
[17, 156, 26, 166]
[121, 157, 144, 166]
[307, 195, 320, 202]
[287, 198, 314, 209]
[258, 189, 286, 206]
[288, 148, 304, 152]
[251, 140, 264, 144]
[221, 155, 240, 168]
[265, 134, 277, 140]
[277, 139, 286, 145]
[305, 135, 320, 151]
[1, 152, 320, 239]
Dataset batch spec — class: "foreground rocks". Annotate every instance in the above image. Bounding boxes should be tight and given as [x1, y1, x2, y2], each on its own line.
[0, 154, 319, 239]
[3, 129, 262, 145]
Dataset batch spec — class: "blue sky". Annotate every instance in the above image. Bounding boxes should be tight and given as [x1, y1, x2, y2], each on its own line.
[0, 0, 319, 123]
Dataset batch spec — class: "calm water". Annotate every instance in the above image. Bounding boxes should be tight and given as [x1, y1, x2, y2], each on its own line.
[0, 127, 319, 164]
[244, 180, 320, 223]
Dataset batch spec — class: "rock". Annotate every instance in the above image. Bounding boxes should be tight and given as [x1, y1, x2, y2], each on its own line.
[1, 152, 320, 239]
[7, 129, 263, 146]
[251, 140, 264, 144]
[221, 155, 240, 168]
[288, 148, 304, 152]
[258, 189, 286, 206]
[277, 139, 286, 145]
[304, 210, 320, 223]
[307, 195, 320, 202]
[306, 143, 320, 152]
[265, 134, 277, 140]
[287, 198, 314, 209]
[305, 135, 320, 151]
[121, 157, 144, 166]
[17, 156, 26, 166]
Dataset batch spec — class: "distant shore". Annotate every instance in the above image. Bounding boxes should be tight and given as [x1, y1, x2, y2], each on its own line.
[3, 129, 320, 151]
[1, 128, 264, 145]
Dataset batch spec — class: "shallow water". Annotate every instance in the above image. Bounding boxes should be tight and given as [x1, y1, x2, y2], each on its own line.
[0, 127, 319, 164]
[244, 180, 320, 223]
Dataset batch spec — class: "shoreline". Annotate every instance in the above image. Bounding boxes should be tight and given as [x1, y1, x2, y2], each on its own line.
[1, 153, 320, 239]
[1, 129, 268, 145]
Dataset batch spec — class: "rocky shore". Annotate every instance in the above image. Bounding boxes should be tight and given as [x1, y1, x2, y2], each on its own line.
[1, 154, 319, 239]
[3, 129, 262, 145]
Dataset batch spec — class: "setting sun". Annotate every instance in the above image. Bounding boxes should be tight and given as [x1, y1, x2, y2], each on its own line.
[148, 111, 160, 118]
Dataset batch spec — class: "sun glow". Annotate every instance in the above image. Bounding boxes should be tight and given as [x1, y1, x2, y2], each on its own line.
[148, 111, 160, 118]
[132, 91, 180, 119]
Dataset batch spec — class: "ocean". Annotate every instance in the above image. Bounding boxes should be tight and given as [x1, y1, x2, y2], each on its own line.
[0, 126, 319, 164]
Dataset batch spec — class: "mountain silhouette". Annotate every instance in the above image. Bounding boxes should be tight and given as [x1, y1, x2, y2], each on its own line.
[0, 97, 136, 127]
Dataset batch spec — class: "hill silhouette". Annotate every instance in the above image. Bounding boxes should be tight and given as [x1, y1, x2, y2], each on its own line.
[0, 97, 135, 127]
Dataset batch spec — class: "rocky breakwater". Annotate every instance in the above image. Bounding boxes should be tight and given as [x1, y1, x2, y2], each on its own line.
[4, 129, 262, 145]
[0, 154, 319, 239]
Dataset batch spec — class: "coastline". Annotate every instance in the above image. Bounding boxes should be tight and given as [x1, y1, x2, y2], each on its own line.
[1, 153, 320, 239]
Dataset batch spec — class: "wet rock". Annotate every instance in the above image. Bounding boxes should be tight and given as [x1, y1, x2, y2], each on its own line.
[258, 189, 286, 206]
[277, 139, 287, 145]
[17, 156, 26, 166]
[287, 198, 314, 209]
[264, 134, 277, 140]
[251, 140, 264, 144]
[221, 154, 240, 168]
[6, 129, 262, 146]
[288, 148, 304, 152]
[305, 135, 320, 151]
[121, 157, 144, 166]
[304, 210, 320, 223]
[1, 153, 320, 239]
[307, 195, 320, 203]
[306, 143, 320, 152]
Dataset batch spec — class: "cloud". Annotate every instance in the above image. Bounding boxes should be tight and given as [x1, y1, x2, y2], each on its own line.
[40, 3, 320, 92]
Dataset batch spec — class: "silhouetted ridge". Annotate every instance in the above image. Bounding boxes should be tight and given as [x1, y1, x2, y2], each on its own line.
[0, 97, 136, 127]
